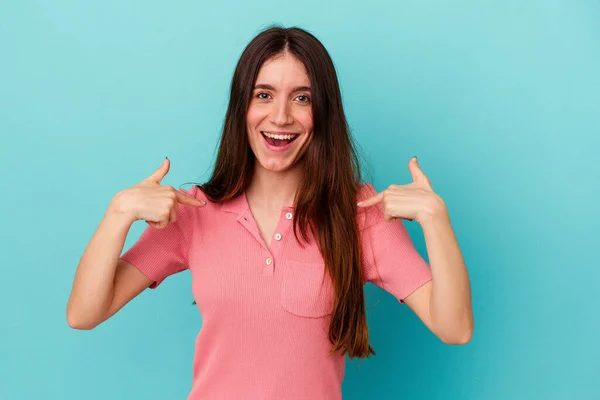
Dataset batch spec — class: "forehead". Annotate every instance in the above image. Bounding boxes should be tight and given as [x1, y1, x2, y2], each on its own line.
[255, 53, 310, 88]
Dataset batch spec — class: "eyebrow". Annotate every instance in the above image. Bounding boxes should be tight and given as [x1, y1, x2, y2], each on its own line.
[253, 84, 311, 92]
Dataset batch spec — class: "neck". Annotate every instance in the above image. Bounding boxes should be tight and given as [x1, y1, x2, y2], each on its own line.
[246, 160, 303, 210]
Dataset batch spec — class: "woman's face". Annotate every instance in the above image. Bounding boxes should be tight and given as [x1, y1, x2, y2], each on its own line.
[246, 52, 314, 173]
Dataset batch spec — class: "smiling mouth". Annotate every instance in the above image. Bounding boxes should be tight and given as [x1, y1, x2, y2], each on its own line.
[261, 131, 300, 147]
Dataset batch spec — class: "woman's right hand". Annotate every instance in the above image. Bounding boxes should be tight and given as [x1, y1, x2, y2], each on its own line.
[110, 158, 206, 229]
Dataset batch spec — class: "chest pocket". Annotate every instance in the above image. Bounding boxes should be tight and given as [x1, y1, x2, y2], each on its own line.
[280, 259, 335, 318]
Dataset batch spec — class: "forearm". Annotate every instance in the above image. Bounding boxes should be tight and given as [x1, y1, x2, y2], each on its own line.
[421, 208, 473, 343]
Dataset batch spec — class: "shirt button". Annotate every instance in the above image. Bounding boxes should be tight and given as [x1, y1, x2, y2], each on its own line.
[266, 258, 273, 265]
[275, 233, 282, 241]
[285, 212, 293, 220]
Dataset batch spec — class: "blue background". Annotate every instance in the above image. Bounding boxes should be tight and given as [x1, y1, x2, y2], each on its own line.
[1, 1, 598, 399]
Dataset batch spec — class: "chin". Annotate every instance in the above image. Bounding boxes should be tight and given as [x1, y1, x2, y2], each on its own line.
[258, 157, 296, 172]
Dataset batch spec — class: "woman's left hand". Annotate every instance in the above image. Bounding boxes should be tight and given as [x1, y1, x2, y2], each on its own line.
[356, 157, 447, 224]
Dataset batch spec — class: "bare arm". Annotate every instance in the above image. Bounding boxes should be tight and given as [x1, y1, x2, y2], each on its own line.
[66, 197, 152, 330]
[66, 158, 205, 330]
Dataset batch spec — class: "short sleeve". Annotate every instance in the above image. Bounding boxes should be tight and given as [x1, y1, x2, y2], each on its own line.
[359, 183, 433, 303]
[120, 185, 199, 289]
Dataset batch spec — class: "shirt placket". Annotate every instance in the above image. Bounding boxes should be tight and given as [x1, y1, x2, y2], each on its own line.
[237, 208, 294, 276]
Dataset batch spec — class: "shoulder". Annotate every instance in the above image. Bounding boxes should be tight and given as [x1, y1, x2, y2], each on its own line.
[178, 184, 211, 204]
[179, 184, 201, 197]
[177, 184, 231, 222]
[175, 185, 212, 218]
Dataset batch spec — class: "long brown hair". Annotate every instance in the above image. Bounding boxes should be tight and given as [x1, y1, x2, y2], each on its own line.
[197, 24, 375, 359]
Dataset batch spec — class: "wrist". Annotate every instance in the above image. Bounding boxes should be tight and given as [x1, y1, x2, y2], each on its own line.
[106, 193, 137, 226]
[418, 195, 449, 226]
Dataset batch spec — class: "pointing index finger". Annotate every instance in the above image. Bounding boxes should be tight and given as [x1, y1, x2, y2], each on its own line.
[356, 191, 383, 208]
[176, 190, 207, 207]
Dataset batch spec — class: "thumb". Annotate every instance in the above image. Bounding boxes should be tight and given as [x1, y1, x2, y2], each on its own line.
[408, 156, 431, 187]
[145, 157, 170, 184]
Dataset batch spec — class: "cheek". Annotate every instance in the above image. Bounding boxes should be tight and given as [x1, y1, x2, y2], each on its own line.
[297, 109, 313, 131]
[246, 103, 268, 126]
[246, 108, 259, 126]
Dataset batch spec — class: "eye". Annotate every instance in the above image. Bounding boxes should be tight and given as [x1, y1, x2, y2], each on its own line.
[254, 92, 311, 103]
[296, 94, 311, 103]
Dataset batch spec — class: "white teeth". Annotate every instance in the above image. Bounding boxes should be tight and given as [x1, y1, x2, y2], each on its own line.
[262, 131, 297, 140]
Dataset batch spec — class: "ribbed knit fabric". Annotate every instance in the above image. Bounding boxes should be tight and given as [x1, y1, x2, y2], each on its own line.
[120, 183, 433, 399]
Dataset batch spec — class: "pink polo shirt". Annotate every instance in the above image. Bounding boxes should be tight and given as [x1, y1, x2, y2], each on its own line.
[120, 183, 432, 399]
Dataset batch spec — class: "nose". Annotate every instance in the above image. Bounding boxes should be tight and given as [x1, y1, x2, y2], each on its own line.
[270, 98, 294, 126]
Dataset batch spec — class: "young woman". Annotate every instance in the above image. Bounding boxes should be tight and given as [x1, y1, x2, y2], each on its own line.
[67, 25, 473, 399]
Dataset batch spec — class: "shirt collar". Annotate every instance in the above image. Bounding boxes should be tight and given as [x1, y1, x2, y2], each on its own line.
[220, 184, 371, 227]
[220, 190, 294, 218]
[220, 191, 249, 216]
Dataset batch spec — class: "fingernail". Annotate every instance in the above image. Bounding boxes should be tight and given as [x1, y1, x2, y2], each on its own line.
[356, 201, 363, 206]
[411, 156, 417, 161]
[165, 156, 169, 160]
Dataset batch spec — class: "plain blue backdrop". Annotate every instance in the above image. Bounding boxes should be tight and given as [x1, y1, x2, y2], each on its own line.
[1, 1, 598, 399]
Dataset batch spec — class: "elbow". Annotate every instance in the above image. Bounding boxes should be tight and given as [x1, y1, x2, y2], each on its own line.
[67, 314, 95, 330]
[67, 320, 96, 331]
[439, 320, 474, 345]
[66, 306, 98, 330]
[441, 329, 472, 345]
